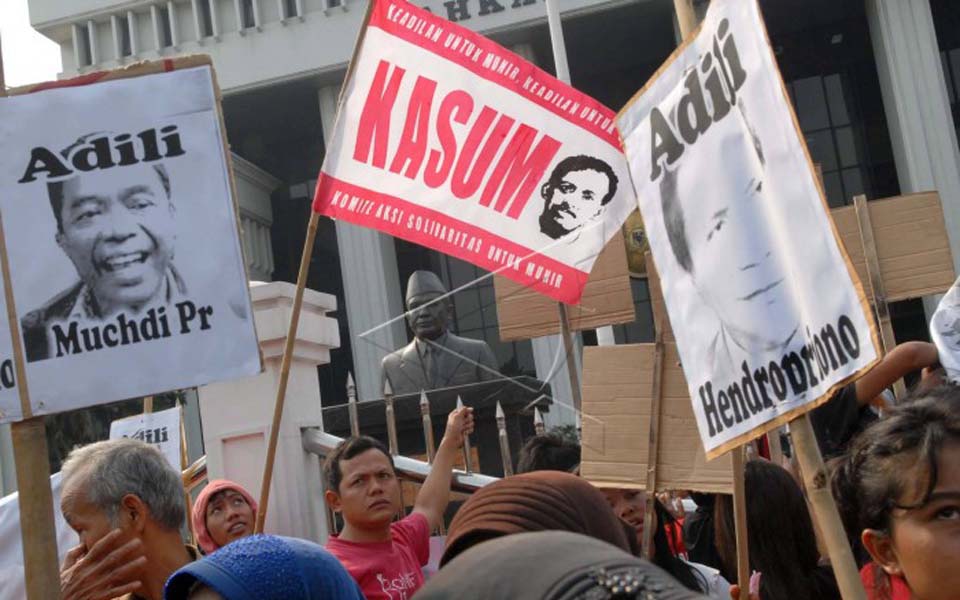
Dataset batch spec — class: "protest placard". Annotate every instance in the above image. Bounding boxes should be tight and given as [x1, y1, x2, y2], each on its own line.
[109, 405, 182, 470]
[617, 0, 880, 459]
[0, 60, 262, 420]
[313, 0, 635, 304]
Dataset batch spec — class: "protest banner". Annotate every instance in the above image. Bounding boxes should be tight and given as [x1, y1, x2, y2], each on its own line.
[110, 405, 182, 470]
[617, 0, 880, 459]
[0, 55, 262, 596]
[930, 274, 960, 383]
[312, 0, 635, 305]
[618, 1, 872, 596]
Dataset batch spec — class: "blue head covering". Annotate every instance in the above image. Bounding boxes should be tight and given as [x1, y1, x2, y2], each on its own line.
[164, 534, 363, 600]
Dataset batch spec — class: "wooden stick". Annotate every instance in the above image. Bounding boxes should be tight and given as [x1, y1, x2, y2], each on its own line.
[0, 39, 61, 599]
[496, 401, 513, 476]
[641, 329, 665, 560]
[254, 210, 320, 533]
[853, 195, 905, 399]
[732, 446, 750, 600]
[143, 395, 154, 413]
[457, 396, 474, 473]
[178, 401, 196, 544]
[384, 379, 399, 455]
[420, 390, 435, 464]
[791, 414, 866, 600]
[346, 372, 359, 437]
[673, 0, 699, 39]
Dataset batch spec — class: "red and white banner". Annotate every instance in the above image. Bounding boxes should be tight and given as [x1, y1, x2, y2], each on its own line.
[313, 0, 634, 304]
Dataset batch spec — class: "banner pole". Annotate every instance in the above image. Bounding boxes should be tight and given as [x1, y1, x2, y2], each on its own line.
[640, 329, 665, 559]
[254, 210, 320, 533]
[0, 35, 61, 600]
[731, 446, 750, 600]
[852, 194, 905, 399]
[179, 400, 196, 544]
[673, 0, 698, 39]
[791, 414, 866, 600]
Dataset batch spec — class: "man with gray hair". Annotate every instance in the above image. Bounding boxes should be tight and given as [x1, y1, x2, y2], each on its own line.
[58, 438, 196, 600]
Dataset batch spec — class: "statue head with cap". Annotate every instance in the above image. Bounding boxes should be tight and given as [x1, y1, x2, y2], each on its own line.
[405, 270, 450, 341]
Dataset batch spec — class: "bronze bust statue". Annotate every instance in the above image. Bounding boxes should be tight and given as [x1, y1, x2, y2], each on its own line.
[381, 270, 500, 395]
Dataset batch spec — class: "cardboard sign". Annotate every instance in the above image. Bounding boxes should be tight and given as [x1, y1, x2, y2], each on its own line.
[580, 343, 733, 493]
[493, 235, 634, 341]
[109, 405, 182, 470]
[617, 0, 879, 457]
[0, 58, 262, 421]
[313, 0, 634, 304]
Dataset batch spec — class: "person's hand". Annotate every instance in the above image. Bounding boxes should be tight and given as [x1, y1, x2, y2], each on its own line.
[61, 529, 146, 600]
[442, 405, 475, 448]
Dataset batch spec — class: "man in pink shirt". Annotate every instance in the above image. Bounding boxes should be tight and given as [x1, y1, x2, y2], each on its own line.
[324, 405, 474, 600]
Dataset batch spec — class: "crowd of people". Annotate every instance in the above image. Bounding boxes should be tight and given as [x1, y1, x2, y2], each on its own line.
[52, 341, 959, 600]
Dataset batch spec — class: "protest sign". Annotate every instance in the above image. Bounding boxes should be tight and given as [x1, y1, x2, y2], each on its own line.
[580, 343, 733, 493]
[930, 275, 960, 383]
[109, 405, 182, 470]
[617, 0, 880, 458]
[0, 59, 262, 420]
[313, 0, 635, 304]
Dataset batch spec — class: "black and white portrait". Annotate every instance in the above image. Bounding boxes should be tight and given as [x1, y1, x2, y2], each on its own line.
[0, 65, 261, 418]
[22, 135, 187, 362]
[538, 155, 619, 241]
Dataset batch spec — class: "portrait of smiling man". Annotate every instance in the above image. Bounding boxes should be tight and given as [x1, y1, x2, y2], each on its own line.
[538, 155, 619, 241]
[21, 134, 186, 362]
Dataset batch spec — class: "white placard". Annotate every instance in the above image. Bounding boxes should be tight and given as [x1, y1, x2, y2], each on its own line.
[109, 405, 183, 470]
[0, 65, 261, 421]
[617, 0, 878, 457]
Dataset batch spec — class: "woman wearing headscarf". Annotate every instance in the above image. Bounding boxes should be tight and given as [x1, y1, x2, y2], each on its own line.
[192, 480, 259, 555]
[440, 470, 637, 565]
[416, 531, 707, 600]
[164, 534, 364, 600]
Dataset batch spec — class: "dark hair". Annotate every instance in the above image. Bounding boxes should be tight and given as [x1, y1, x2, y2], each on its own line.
[716, 460, 839, 600]
[544, 155, 619, 206]
[516, 434, 580, 474]
[652, 499, 708, 594]
[829, 385, 960, 598]
[659, 165, 693, 273]
[323, 436, 395, 492]
[46, 132, 172, 233]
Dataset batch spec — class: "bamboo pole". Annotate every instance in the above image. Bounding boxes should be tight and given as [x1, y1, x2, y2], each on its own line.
[640, 330, 665, 560]
[791, 414, 866, 600]
[346, 372, 359, 437]
[179, 401, 196, 544]
[853, 195, 905, 399]
[0, 37, 61, 599]
[255, 211, 320, 533]
[732, 447, 750, 600]
[143, 395, 154, 413]
[384, 379, 398, 455]
[673, 0, 698, 39]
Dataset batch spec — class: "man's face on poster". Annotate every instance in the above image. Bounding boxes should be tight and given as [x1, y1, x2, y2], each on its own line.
[539, 166, 612, 240]
[667, 116, 797, 349]
[55, 164, 176, 314]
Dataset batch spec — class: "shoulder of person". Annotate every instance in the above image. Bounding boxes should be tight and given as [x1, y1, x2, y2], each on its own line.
[22, 281, 84, 328]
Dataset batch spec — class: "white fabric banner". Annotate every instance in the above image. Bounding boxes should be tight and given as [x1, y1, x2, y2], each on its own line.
[314, 0, 635, 304]
[617, 0, 879, 457]
[0, 473, 79, 600]
[109, 405, 182, 470]
[0, 65, 261, 422]
[930, 277, 960, 382]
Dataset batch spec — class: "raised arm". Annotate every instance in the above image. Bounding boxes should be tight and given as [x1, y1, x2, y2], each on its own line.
[413, 405, 475, 530]
[855, 341, 939, 406]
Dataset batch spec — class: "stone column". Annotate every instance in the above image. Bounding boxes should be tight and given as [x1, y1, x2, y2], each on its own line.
[867, 0, 960, 270]
[317, 83, 407, 402]
[197, 281, 340, 542]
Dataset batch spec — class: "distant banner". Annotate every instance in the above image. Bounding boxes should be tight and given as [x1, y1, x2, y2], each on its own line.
[617, 0, 879, 457]
[110, 406, 182, 470]
[313, 0, 634, 304]
[0, 60, 262, 421]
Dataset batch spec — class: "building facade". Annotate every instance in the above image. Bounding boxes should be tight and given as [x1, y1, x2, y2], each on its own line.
[3, 0, 959, 491]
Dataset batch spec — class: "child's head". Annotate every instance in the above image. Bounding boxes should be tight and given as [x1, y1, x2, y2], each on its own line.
[831, 385, 960, 600]
[323, 436, 401, 530]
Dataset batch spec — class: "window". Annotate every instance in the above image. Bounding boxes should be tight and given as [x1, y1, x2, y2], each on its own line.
[76, 23, 93, 66]
[610, 278, 655, 344]
[199, 0, 214, 37]
[241, 0, 256, 28]
[283, 0, 299, 19]
[159, 6, 174, 47]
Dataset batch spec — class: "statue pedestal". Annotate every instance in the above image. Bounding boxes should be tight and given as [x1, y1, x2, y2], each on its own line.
[197, 282, 340, 542]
